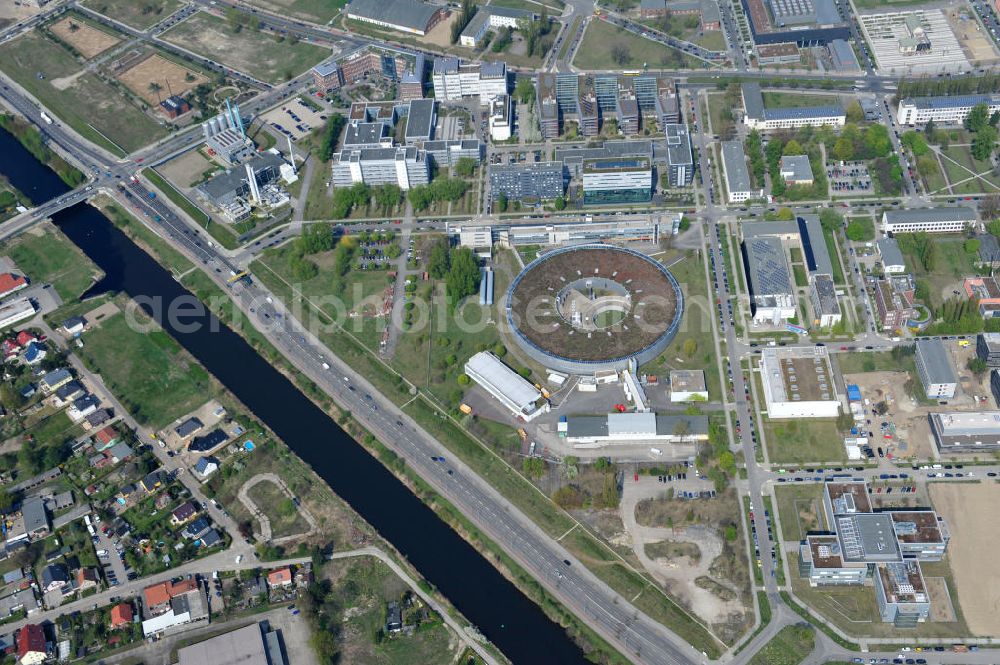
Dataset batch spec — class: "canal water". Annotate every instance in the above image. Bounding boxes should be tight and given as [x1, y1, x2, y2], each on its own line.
[0, 126, 68, 204]
[0, 126, 588, 664]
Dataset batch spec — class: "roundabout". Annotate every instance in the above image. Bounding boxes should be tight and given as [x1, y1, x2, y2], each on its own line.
[505, 244, 683, 374]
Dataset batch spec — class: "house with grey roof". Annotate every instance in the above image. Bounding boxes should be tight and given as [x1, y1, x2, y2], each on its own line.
[779, 155, 814, 185]
[876, 237, 906, 274]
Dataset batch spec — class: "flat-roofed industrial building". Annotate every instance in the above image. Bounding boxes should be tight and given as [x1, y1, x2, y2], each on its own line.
[564, 413, 708, 446]
[464, 351, 549, 421]
[346, 0, 446, 35]
[759, 346, 839, 418]
[177, 622, 285, 665]
[929, 410, 1000, 452]
[669, 369, 708, 402]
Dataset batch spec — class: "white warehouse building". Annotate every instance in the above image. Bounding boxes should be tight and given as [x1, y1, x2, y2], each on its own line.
[464, 351, 549, 421]
[759, 346, 841, 418]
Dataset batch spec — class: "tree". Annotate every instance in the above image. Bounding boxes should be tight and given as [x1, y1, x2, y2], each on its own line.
[832, 137, 854, 162]
[966, 102, 990, 132]
[445, 247, 481, 307]
[682, 338, 698, 357]
[552, 196, 565, 211]
[453, 157, 477, 178]
[982, 194, 1000, 222]
[901, 131, 929, 157]
[318, 113, 346, 162]
[846, 220, 872, 242]
[845, 100, 864, 123]
[522, 457, 545, 478]
[297, 223, 334, 254]
[782, 139, 803, 156]
[514, 77, 535, 106]
[496, 193, 508, 213]
[0, 489, 13, 514]
[775, 207, 794, 221]
[427, 238, 450, 278]
[672, 419, 690, 440]
[611, 43, 631, 66]
[965, 238, 982, 254]
[968, 357, 988, 377]
[971, 125, 997, 162]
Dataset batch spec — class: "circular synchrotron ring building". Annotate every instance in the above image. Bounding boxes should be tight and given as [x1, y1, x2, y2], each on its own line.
[505, 244, 683, 375]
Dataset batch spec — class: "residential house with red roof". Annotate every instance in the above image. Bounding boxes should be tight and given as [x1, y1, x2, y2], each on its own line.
[110, 603, 133, 629]
[16, 624, 45, 665]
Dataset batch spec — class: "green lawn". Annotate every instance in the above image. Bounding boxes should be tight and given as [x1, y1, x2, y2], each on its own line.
[762, 418, 845, 464]
[916, 154, 947, 194]
[773, 484, 826, 542]
[761, 92, 839, 109]
[792, 264, 808, 288]
[648, 253, 722, 401]
[939, 145, 1000, 195]
[490, 0, 565, 10]
[76, 309, 216, 429]
[573, 19, 708, 70]
[81, 0, 181, 30]
[242, 0, 348, 23]
[23, 409, 80, 450]
[245, 479, 311, 539]
[748, 624, 815, 665]
[0, 31, 166, 154]
[2, 226, 102, 300]
[696, 30, 726, 51]
[895, 234, 977, 310]
[161, 12, 330, 84]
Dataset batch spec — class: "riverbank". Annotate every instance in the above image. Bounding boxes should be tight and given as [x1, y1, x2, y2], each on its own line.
[0, 114, 86, 188]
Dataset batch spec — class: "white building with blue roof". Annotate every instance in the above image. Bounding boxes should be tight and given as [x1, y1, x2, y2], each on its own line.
[897, 94, 1000, 126]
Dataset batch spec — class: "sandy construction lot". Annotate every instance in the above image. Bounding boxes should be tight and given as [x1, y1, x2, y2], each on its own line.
[946, 6, 1000, 63]
[117, 53, 206, 106]
[929, 482, 1000, 635]
[49, 17, 121, 59]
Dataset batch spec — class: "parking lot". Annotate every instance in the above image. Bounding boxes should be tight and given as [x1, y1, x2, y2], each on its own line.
[827, 161, 873, 195]
[259, 97, 328, 141]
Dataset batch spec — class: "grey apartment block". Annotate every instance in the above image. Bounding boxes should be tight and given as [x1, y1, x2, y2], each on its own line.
[914, 338, 957, 400]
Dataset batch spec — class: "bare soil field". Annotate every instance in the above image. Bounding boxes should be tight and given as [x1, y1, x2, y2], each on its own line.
[844, 371, 936, 459]
[421, 11, 458, 49]
[49, 17, 121, 58]
[929, 482, 1000, 635]
[117, 53, 207, 106]
[158, 150, 217, 189]
[161, 12, 329, 84]
[946, 6, 1000, 63]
